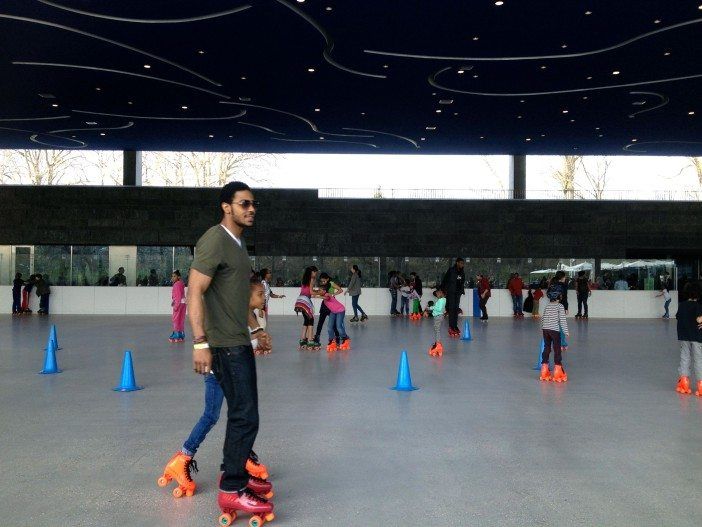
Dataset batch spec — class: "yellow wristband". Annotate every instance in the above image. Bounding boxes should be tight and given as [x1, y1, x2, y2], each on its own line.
[193, 343, 210, 350]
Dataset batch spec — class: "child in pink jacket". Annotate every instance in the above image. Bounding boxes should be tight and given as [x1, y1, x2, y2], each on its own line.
[169, 270, 186, 343]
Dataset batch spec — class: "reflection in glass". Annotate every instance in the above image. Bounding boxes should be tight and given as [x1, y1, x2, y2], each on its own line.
[71, 246, 109, 285]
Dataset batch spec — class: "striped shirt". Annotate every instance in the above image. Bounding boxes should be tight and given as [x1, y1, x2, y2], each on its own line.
[541, 302, 568, 333]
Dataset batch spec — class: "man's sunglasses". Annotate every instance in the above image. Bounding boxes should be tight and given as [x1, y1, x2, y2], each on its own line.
[233, 199, 260, 209]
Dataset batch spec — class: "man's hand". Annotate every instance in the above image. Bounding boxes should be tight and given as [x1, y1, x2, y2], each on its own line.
[193, 347, 212, 375]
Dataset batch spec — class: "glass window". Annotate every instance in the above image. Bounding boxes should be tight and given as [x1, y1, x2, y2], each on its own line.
[136, 246, 173, 286]
[71, 246, 109, 285]
[0, 150, 123, 185]
[35, 246, 71, 285]
[174, 247, 193, 285]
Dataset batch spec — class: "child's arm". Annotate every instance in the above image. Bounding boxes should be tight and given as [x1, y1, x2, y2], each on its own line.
[559, 305, 569, 337]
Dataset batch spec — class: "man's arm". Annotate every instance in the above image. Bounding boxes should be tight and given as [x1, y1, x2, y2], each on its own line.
[188, 268, 213, 375]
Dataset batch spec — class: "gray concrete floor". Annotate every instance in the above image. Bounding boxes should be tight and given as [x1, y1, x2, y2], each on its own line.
[1, 315, 701, 527]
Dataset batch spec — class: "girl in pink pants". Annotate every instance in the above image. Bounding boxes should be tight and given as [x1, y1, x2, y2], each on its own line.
[169, 270, 186, 343]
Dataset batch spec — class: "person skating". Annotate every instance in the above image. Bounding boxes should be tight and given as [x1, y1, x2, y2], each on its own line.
[477, 273, 491, 322]
[159, 278, 273, 499]
[295, 266, 322, 351]
[318, 272, 350, 351]
[429, 289, 447, 356]
[575, 271, 591, 319]
[259, 268, 285, 321]
[674, 283, 702, 396]
[11, 272, 23, 315]
[508, 272, 525, 318]
[346, 264, 367, 322]
[656, 284, 672, 319]
[441, 258, 466, 336]
[21, 274, 35, 314]
[531, 286, 544, 319]
[540, 288, 570, 382]
[188, 181, 275, 523]
[35, 273, 50, 315]
[169, 270, 186, 343]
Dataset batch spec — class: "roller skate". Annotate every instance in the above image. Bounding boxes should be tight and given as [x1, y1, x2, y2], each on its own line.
[298, 339, 308, 351]
[217, 488, 275, 527]
[552, 365, 568, 383]
[360, 314, 368, 322]
[309, 339, 322, 351]
[428, 341, 443, 357]
[339, 337, 351, 350]
[326, 339, 338, 352]
[157, 451, 198, 498]
[695, 380, 702, 397]
[539, 364, 552, 381]
[448, 328, 459, 338]
[676, 376, 692, 394]
[168, 332, 178, 343]
[349, 316, 359, 322]
[247, 476, 274, 499]
[172, 331, 185, 343]
[246, 451, 269, 480]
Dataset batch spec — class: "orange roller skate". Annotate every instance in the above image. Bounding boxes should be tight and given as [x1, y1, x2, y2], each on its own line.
[695, 380, 702, 397]
[339, 337, 351, 350]
[326, 339, 338, 352]
[157, 452, 198, 498]
[676, 376, 692, 394]
[552, 365, 568, 383]
[246, 451, 269, 480]
[539, 364, 552, 381]
[428, 342, 443, 357]
[218, 488, 275, 527]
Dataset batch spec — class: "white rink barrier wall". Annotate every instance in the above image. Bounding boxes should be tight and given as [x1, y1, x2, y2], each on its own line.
[0, 286, 677, 318]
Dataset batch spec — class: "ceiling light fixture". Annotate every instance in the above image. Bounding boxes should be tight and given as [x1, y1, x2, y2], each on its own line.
[570, 119, 575, 123]
[664, 51, 671, 56]
[494, 1, 504, 5]
[241, 76, 247, 80]
[457, 69, 465, 74]
[314, 108, 320, 112]
[540, 134, 546, 137]
[586, 76, 593, 80]
[517, 115, 522, 119]
[426, 126, 436, 130]
[361, 112, 365, 115]
[631, 138, 637, 142]
[319, 136, 324, 140]
[562, 109, 569, 114]
[181, 105, 188, 110]
[480, 136, 485, 139]
[453, 112, 459, 116]
[198, 50, 205, 55]
[95, 87, 101, 91]
[540, 65, 547, 70]
[520, 99, 525, 103]
[473, 74, 479, 78]
[296, 0, 305, 3]
[582, 96, 588, 100]
[435, 109, 442, 113]
[228, 135, 233, 138]
[307, 67, 315, 72]
[143, 64, 151, 69]
[420, 137, 426, 141]
[526, 138, 531, 141]
[128, 101, 133, 105]
[612, 70, 620, 75]
[439, 99, 453, 105]
[86, 121, 97, 125]
[99, 132, 106, 136]
[598, 134, 604, 137]
[654, 19, 661, 24]
[689, 111, 696, 115]
[473, 36, 479, 41]
[208, 134, 214, 138]
[585, 10, 592, 15]
[595, 127, 600, 130]
[51, 103, 59, 107]
[699, 5, 702, 10]
[383, 64, 389, 69]
[561, 44, 568, 49]
[326, 6, 332, 11]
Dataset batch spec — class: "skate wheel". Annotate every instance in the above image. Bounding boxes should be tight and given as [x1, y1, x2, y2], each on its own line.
[265, 513, 275, 522]
[263, 490, 274, 499]
[157, 476, 168, 487]
[173, 486, 184, 498]
[249, 515, 263, 527]
[219, 513, 234, 526]
[185, 489, 194, 497]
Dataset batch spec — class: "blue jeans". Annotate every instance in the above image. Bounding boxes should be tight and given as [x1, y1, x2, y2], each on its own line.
[351, 295, 366, 317]
[400, 296, 409, 314]
[182, 373, 224, 456]
[512, 294, 523, 314]
[328, 312, 348, 342]
[664, 299, 671, 317]
[390, 290, 398, 314]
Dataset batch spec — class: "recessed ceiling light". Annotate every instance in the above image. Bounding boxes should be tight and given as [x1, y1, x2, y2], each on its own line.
[181, 105, 188, 110]
[71, 135, 76, 138]
[654, 19, 661, 24]
[325, 6, 332, 11]
[319, 136, 324, 140]
[228, 135, 233, 138]
[426, 126, 436, 130]
[582, 96, 588, 100]
[435, 109, 442, 113]
[473, 36, 479, 41]
[99, 132, 106, 136]
[383, 64, 389, 69]
[631, 138, 637, 142]
[520, 99, 525, 103]
[143, 64, 151, 69]
[586, 76, 593, 80]
[432, 92, 436, 96]
[585, 10, 592, 15]
[128, 101, 133, 105]
[38, 93, 55, 99]
[457, 69, 465, 74]
[570, 119, 575, 123]
[664, 51, 671, 56]
[699, 5, 702, 10]
[612, 70, 620, 75]
[420, 137, 426, 141]
[198, 50, 205, 55]
[241, 76, 247, 80]
[296, 0, 305, 3]
[689, 111, 696, 115]
[208, 134, 214, 138]
[51, 103, 59, 107]
[517, 115, 523, 119]
[561, 44, 568, 49]
[453, 112, 459, 116]
[598, 134, 603, 137]
[307, 67, 315, 72]
[86, 121, 97, 125]
[473, 74, 479, 78]
[480, 136, 485, 139]
[562, 109, 569, 114]
[361, 112, 365, 115]
[439, 99, 453, 105]
[314, 108, 320, 112]
[494, 1, 504, 5]
[595, 127, 600, 130]
[540, 134, 546, 137]
[525, 138, 531, 141]
[540, 65, 547, 70]
[95, 87, 101, 91]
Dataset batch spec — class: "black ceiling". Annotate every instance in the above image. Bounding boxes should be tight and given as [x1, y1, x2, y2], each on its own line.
[1, 0, 701, 155]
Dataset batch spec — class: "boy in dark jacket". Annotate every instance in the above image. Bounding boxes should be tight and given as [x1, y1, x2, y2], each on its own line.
[12, 273, 24, 315]
[35, 273, 51, 315]
[675, 283, 702, 396]
[441, 258, 465, 337]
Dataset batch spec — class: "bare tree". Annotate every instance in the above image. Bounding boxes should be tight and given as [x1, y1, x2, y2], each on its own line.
[2, 149, 84, 185]
[142, 151, 187, 186]
[85, 150, 122, 185]
[481, 156, 506, 192]
[579, 157, 611, 199]
[552, 155, 581, 199]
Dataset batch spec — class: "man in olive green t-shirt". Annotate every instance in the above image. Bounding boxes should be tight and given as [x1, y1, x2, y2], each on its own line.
[188, 182, 273, 514]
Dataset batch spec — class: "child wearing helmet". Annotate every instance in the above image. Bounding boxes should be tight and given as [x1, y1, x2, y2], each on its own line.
[539, 287, 570, 382]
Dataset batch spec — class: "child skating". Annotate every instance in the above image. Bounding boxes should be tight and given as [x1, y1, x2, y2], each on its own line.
[539, 288, 570, 382]
[674, 283, 702, 395]
[158, 279, 273, 502]
[169, 270, 186, 343]
[294, 266, 321, 351]
[429, 289, 446, 356]
[318, 272, 350, 351]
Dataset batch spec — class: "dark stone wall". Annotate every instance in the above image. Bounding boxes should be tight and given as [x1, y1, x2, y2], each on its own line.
[1, 185, 701, 259]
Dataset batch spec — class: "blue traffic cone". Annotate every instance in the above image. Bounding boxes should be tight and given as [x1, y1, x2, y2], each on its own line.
[39, 338, 61, 374]
[49, 324, 62, 350]
[391, 350, 419, 391]
[113, 350, 143, 392]
[460, 319, 472, 341]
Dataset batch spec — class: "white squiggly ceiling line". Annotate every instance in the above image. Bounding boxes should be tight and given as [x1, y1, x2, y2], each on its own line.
[275, 0, 386, 79]
[0, 14, 222, 86]
[37, 1, 252, 23]
[342, 127, 419, 149]
[628, 91, 669, 118]
[429, 67, 702, 97]
[238, 121, 285, 135]
[0, 115, 70, 121]
[273, 137, 378, 148]
[73, 110, 246, 120]
[365, 18, 702, 62]
[49, 121, 134, 134]
[623, 141, 702, 153]
[219, 101, 373, 138]
[13, 62, 230, 99]
[30, 133, 86, 147]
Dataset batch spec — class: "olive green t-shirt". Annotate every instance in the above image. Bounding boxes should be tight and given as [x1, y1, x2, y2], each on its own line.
[191, 225, 251, 348]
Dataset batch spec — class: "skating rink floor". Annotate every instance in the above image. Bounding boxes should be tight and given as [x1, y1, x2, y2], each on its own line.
[2, 314, 701, 527]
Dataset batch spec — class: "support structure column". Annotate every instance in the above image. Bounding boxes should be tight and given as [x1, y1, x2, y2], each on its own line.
[123, 150, 142, 186]
[510, 154, 526, 200]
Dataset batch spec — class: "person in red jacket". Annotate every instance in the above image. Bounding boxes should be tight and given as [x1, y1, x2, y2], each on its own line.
[508, 272, 525, 318]
[532, 287, 544, 318]
[477, 273, 491, 322]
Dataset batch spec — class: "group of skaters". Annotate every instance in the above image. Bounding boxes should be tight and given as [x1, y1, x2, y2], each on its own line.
[11, 272, 51, 315]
